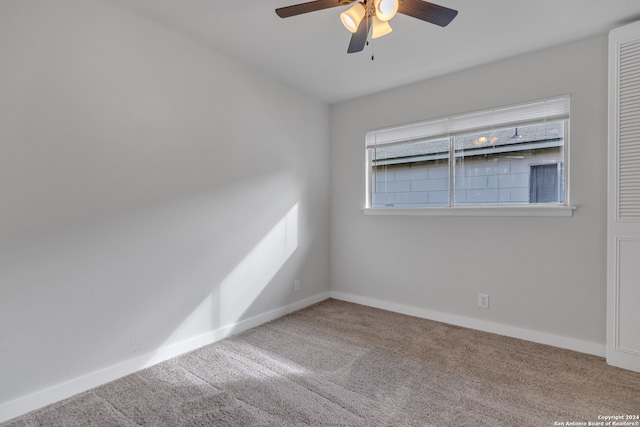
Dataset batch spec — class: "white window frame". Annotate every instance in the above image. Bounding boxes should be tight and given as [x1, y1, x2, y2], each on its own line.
[364, 96, 575, 217]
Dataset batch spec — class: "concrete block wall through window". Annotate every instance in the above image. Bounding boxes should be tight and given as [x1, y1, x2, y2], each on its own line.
[372, 147, 564, 207]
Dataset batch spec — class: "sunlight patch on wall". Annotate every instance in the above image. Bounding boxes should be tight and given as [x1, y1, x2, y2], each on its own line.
[147, 201, 299, 362]
[219, 203, 299, 326]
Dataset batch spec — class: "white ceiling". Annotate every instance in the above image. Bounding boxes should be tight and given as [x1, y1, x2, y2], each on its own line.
[111, 0, 640, 104]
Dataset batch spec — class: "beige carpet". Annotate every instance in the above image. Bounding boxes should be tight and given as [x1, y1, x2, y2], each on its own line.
[3, 299, 640, 426]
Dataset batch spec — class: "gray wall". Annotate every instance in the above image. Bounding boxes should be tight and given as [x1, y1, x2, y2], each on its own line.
[330, 35, 608, 346]
[0, 0, 330, 405]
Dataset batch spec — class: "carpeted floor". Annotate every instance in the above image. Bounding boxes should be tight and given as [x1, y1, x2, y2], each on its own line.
[3, 299, 640, 426]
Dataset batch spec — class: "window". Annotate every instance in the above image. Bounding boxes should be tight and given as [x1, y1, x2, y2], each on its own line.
[366, 96, 571, 214]
[530, 163, 565, 204]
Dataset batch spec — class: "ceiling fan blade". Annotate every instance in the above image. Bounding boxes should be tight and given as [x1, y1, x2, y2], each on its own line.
[276, 0, 354, 18]
[398, 0, 458, 27]
[347, 16, 371, 53]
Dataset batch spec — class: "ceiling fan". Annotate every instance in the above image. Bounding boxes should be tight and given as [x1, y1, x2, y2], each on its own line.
[275, 0, 458, 54]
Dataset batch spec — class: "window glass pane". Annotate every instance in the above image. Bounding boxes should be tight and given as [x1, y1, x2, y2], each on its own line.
[453, 121, 564, 205]
[530, 163, 565, 203]
[370, 138, 450, 207]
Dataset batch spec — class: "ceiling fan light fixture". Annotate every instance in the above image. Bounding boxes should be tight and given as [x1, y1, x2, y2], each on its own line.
[340, 2, 366, 33]
[275, 0, 459, 55]
[374, 0, 399, 22]
[474, 136, 488, 146]
[372, 16, 392, 39]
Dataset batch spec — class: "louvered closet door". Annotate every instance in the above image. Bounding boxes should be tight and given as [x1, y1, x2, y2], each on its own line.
[608, 21, 640, 373]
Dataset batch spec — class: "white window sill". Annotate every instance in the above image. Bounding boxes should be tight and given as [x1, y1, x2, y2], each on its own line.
[363, 205, 576, 217]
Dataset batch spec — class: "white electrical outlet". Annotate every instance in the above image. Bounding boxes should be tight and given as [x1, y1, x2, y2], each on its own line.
[294, 279, 301, 292]
[478, 293, 489, 309]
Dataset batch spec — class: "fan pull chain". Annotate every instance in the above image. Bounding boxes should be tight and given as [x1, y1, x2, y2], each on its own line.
[369, 38, 374, 61]
[366, 12, 374, 60]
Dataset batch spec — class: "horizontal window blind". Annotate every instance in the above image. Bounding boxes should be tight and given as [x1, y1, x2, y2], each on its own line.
[366, 95, 570, 148]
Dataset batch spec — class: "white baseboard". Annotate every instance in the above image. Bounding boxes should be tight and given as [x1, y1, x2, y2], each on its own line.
[330, 291, 606, 358]
[1, 290, 605, 423]
[0, 292, 330, 423]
